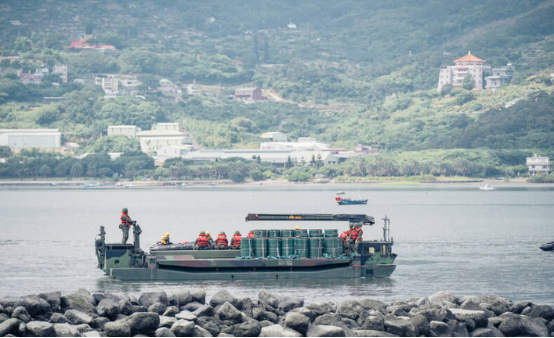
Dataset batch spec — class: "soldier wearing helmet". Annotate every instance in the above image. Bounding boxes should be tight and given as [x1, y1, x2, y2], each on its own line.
[194, 231, 211, 250]
[216, 231, 228, 250]
[119, 207, 135, 244]
[231, 231, 242, 249]
[161, 232, 172, 245]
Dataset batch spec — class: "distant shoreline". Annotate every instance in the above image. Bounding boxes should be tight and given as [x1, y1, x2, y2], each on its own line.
[0, 178, 552, 189]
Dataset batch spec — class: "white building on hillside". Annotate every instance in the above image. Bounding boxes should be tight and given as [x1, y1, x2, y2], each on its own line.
[260, 131, 287, 142]
[136, 123, 190, 154]
[260, 136, 330, 151]
[437, 52, 491, 92]
[108, 125, 140, 139]
[526, 154, 551, 176]
[0, 129, 61, 149]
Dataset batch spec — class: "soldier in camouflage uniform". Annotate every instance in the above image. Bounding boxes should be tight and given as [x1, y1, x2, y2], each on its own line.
[119, 208, 135, 244]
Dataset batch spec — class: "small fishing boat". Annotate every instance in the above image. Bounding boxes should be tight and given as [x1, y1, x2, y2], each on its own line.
[335, 196, 368, 205]
[479, 184, 496, 191]
[540, 242, 554, 251]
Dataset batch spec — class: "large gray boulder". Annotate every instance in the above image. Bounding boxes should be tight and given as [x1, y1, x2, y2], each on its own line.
[260, 324, 302, 337]
[430, 321, 452, 337]
[159, 315, 178, 328]
[278, 297, 304, 313]
[258, 291, 279, 309]
[138, 292, 169, 308]
[50, 313, 72, 324]
[384, 315, 419, 337]
[498, 312, 549, 337]
[361, 315, 385, 331]
[428, 291, 459, 306]
[253, 308, 278, 323]
[191, 290, 206, 304]
[447, 319, 469, 337]
[210, 290, 239, 308]
[53, 323, 80, 337]
[12, 306, 31, 322]
[125, 312, 160, 335]
[61, 295, 97, 316]
[284, 312, 310, 335]
[163, 306, 180, 317]
[149, 302, 168, 315]
[184, 301, 205, 312]
[118, 299, 134, 316]
[171, 319, 196, 337]
[510, 302, 532, 314]
[221, 320, 262, 337]
[156, 327, 176, 337]
[337, 300, 367, 321]
[39, 292, 62, 311]
[175, 310, 197, 321]
[449, 308, 488, 328]
[25, 321, 55, 337]
[20, 296, 51, 317]
[307, 325, 346, 337]
[90, 317, 109, 331]
[216, 302, 242, 323]
[359, 299, 387, 313]
[193, 305, 214, 318]
[193, 325, 213, 337]
[0, 318, 19, 336]
[238, 297, 253, 317]
[73, 289, 96, 306]
[97, 298, 119, 320]
[173, 291, 193, 307]
[64, 309, 93, 325]
[307, 302, 336, 317]
[82, 330, 102, 337]
[410, 314, 430, 336]
[313, 314, 353, 336]
[528, 305, 554, 321]
[104, 320, 131, 337]
[291, 307, 317, 322]
[196, 316, 221, 336]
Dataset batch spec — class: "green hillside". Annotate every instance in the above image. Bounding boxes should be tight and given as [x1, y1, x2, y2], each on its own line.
[0, 0, 553, 180]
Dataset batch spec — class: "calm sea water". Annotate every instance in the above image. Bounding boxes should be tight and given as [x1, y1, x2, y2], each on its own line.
[1, 186, 553, 305]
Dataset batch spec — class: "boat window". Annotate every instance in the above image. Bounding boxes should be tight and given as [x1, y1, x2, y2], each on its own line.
[380, 245, 388, 257]
[369, 247, 375, 255]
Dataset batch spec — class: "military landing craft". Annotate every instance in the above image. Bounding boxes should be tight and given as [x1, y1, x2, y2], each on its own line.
[95, 213, 396, 281]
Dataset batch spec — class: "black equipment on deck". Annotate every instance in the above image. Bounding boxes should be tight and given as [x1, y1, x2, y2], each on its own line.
[245, 213, 375, 225]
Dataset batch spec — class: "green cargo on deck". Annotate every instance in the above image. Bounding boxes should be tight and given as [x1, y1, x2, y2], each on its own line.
[95, 213, 397, 281]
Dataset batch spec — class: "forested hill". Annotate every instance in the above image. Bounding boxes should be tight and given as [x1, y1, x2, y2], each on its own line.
[0, 0, 553, 155]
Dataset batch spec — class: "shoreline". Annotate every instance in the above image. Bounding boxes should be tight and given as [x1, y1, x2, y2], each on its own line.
[0, 289, 552, 337]
[0, 178, 552, 190]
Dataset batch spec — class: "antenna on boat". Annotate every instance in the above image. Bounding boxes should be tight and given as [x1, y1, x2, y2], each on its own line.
[382, 215, 391, 242]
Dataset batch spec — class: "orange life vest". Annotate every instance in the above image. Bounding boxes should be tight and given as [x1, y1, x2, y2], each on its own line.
[247, 232, 255, 238]
[340, 231, 350, 244]
[121, 212, 132, 226]
[197, 234, 209, 247]
[350, 227, 363, 241]
[232, 234, 242, 247]
[216, 234, 228, 246]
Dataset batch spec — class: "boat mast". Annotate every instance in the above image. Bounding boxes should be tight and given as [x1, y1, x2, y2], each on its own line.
[382, 215, 391, 242]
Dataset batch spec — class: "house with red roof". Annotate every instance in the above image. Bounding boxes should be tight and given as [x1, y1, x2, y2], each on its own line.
[437, 52, 491, 92]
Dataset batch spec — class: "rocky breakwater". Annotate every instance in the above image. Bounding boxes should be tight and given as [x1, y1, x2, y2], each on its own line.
[0, 289, 554, 337]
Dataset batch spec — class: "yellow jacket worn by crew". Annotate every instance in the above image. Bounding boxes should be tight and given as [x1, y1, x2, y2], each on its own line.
[161, 233, 171, 245]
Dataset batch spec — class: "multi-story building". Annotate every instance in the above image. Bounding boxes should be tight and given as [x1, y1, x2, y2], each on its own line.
[52, 65, 68, 83]
[107, 125, 140, 139]
[95, 75, 119, 94]
[260, 131, 288, 142]
[0, 129, 61, 149]
[136, 123, 189, 154]
[234, 88, 267, 102]
[437, 52, 491, 92]
[526, 154, 551, 176]
[485, 64, 515, 91]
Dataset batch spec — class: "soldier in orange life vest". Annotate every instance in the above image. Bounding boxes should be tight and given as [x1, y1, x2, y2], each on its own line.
[216, 232, 228, 250]
[247, 231, 255, 238]
[231, 231, 242, 249]
[194, 231, 210, 250]
[119, 208, 135, 244]
[349, 222, 363, 252]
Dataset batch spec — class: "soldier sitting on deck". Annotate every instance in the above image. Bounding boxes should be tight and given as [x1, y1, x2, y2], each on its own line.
[216, 232, 229, 250]
[231, 231, 242, 249]
[194, 231, 211, 250]
[348, 222, 363, 253]
[160, 233, 172, 245]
